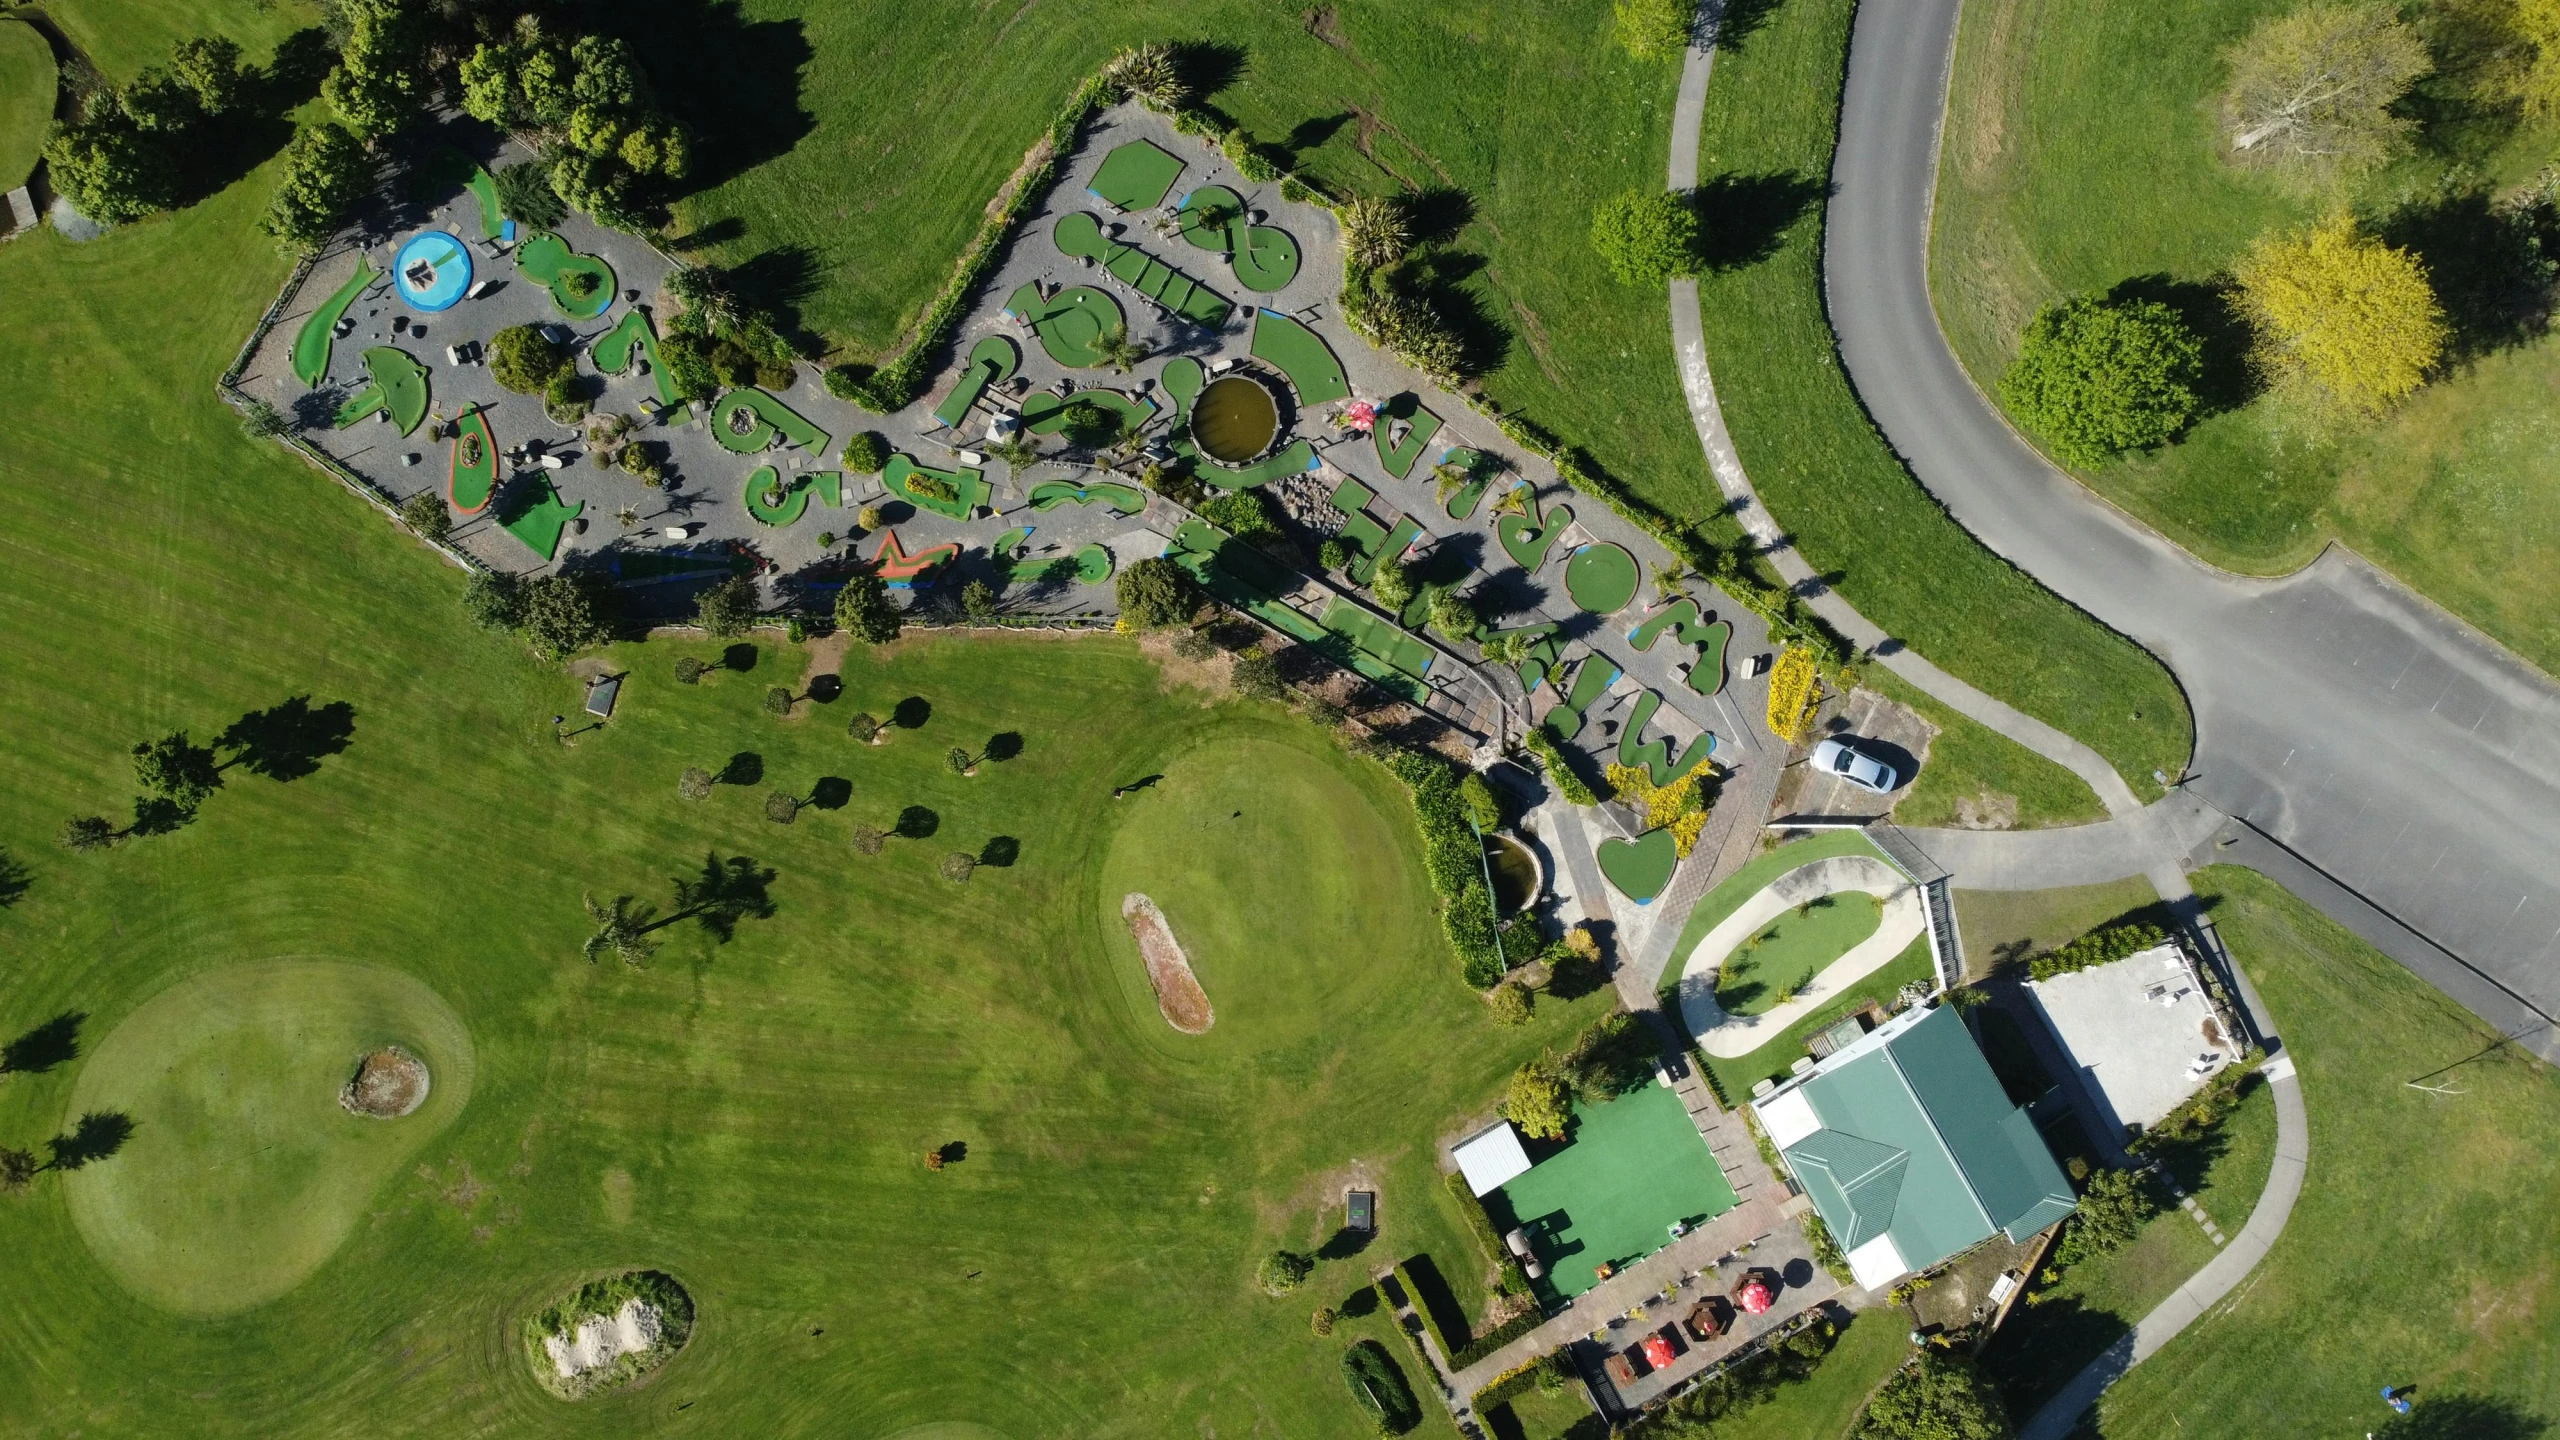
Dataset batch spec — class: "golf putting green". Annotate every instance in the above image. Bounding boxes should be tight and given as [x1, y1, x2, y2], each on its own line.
[1372, 397, 1442, 479]
[1075, 543, 1114, 584]
[1616, 691, 1716, 786]
[1159, 355, 1204, 426]
[884, 455, 989, 520]
[60, 959, 475, 1315]
[1249, 311, 1348, 406]
[1497, 491, 1572, 571]
[334, 348, 431, 436]
[1230, 224, 1300, 292]
[499, 476, 582, 560]
[1196, 438, 1318, 489]
[1628, 597, 1732, 697]
[1004, 283, 1127, 368]
[1542, 653, 1620, 743]
[1564, 542, 1639, 614]
[1029, 480, 1146, 514]
[1596, 828, 1680, 904]
[426, 146, 504, 241]
[1021, 388, 1158, 439]
[1178, 185, 1244, 251]
[593, 308, 681, 409]
[1088, 138, 1185, 211]
[515, 232, 617, 320]
[291, 261, 377, 388]
[744, 465, 809, 526]
[712, 387, 831, 455]
[934, 334, 1022, 429]
[448, 407, 497, 513]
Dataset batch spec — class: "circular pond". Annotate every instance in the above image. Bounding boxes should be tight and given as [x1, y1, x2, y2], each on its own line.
[1486, 833, 1543, 914]
[1191, 374, 1279, 463]
[393, 230, 471, 312]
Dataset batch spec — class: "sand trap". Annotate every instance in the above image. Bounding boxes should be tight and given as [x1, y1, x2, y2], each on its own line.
[545, 1298, 664, 1379]
[1123, 893, 1213, 1033]
[338, 1045, 430, 1118]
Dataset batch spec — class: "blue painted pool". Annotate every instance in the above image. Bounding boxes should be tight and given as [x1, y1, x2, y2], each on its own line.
[394, 230, 472, 312]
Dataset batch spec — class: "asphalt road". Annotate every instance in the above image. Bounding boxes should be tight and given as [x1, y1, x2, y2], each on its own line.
[1822, 0, 2560, 1055]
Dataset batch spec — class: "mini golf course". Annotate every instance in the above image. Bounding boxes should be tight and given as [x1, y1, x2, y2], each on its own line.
[1485, 1084, 1738, 1300]
[712, 388, 831, 455]
[1054, 211, 1232, 328]
[934, 334, 1023, 429]
[1087, 138, 1185, 211]
[593, 308, 681, 409]
[1629, 597, 1733, 697]
[1249, 310, 1349, 406]
[1175, 185, 1301, 292]
[426, 146, 505, 241]
[334, 348, 432, 436]
[291, 262, 378, 388]
[514, 232, 617, 320]
[884, 454, 989, 520]
[1021, 387, 1158, 439]
[447, 408, 498, 513]
[1029, 479, 1146, 514]
[1617, 691, 1717, 785]
[744, 465, 810, 526]
[1075, 543, 1114, 584]
[1596, 828, 1680, 904]
[1563, 542, 1640, 614]
[1497, 490, 1572, 571]
[1319, 596, 1435, 681]
[1159, 355, 1204, 425]
[60, 959, 475, 1316]
[1542, 655, 1619, 744]
[1004, 282, 1126, 369]
[1372, 396, 1443, 479]
[498, 476, 582, 560]
[1197, 438, 1317, 489]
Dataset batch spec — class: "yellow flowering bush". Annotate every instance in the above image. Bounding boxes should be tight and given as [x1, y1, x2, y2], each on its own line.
[1603, 763, 1713, 857]
[1766, 646, 1820, 742]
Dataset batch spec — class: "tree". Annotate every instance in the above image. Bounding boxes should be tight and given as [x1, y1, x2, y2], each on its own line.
[1504, 1054, 1573, 1140]
[1488, 982, 1533, 1027]
[462, 570, 524, 631]
[1104, 41, 1189, 109]
[0, 1146, 35, 1194]
[1370, 560, 1416, 611]
[491, 324, 569, 394]
[2233, 214, 2448, 415]
[399, 489, 452, 542]
[323, 0, 428, 143]
[856, 503, 886, 533]
[850, 822, 887, 855]
[939, 851, 977, 883]
[57, 816, 115, 853]
[2487, 0, 2560, 116]
[1427, 588, 1478, 642]
[1858, 1352, 2011, 1440]
[756, 791, 796, 825]
[2222, 2, 2430, 178]
[1999, 296, 2207, 466]
[581, 892, 661, 966]
[2053, 1166, 2160, 1266]
[43, 112, 179, 223]
[1317, 536, 1356, 571]
[1309, 1305, 1337, 1337]
[674, 655, 707, 685]
[168, 36, 245, 116]
[1197, 490, 1278, 539]
[678, 766, 713, 801]
[239, 397, 289, 440]
[1614, 0, 1693, 58]
[961, 579, 998, 619]
[133, 732, 220, 810]
[764, 686, 793, 717]
[516, 574, 619, 656]
[1115, 556, 1200, 631]
[946, 745, 973, 775]
[847, 711, 881, 743]
[1339, 194, 1410, 269]
[1258, 1249, 1313, 1295]
[836, 571, 903, 645]
[842, 431, 889, 473]
[262, 121, 372, 251]
[1590, 189, 1698, 285]
[1094, 323, 1148, 373]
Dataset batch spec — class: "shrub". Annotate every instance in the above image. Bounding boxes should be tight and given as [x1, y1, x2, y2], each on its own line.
[1310, 1306, 1336, 1337]
[1427, 587, 1478, 642]
[1614, 0, 1693, 57]
[494, 161, 566, 229]
[1765, 645, 1821, 741]
[2001, 296, 2206, 466]
[1382, 749, 1507, 983]
[847, 711, 880, 743]
[2028, 922, 2168, 981]
[1318, 536, 1356, 571]
[1339, 194, 1411, 269]
[1171, 629, 1216, 662]
[1519, 726, 1600, 806]
[764, 686, 793, 717]
[939, 851, 977, 883]
[1230, 645, 1285, 701]
[1370, 560, 1416, 611]
[841, 430, 889, 473]
[1458, 771, 1501, 831]
[515, 574, 618, 657]
[1857, 1351, 2010, 1440]
[694, 573, 760, 638]
[1341, 1339, 1421, 1433]
[1441, 1170, 1533, 1296]
[462, 570, 525, 632]
[2233, 213, 2448, 416]
[678, 766, 713, 801]
[2053, 1166, 2160, 1268]
[764, 791, 799, 824]
[399, 490, 452, 542]
[1258, 1249, 1313, 1295]
[1504, 1053, 1572, 1139]
[1488, 982, 1533, 1027]
[850, 823, 887, 855]
[674, 655, 705, 685]
[1590, 189, 1699, 285]
[1196, 489, 1279, 538]
[946, 746, 972, 774]
[1115, 556, 1200, 630]
[491, 325, 569, 395]
[542, 371, 587, 423]
[857, 504, 886, 533]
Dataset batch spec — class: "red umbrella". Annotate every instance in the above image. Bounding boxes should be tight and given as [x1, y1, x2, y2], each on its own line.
[1642, 1333, 1676, 1369]
[1735, 1279, 1774, 1314]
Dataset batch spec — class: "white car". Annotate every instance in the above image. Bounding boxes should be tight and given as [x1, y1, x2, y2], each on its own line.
[1811, 737, 1898, 794]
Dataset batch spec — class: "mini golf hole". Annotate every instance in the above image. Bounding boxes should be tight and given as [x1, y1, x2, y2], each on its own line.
[339, 1045, 431, 1119]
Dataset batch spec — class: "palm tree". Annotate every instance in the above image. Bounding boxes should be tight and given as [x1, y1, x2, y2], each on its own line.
[1340, 195, 1411, 270]
[615, 505, 641, 531]
[1094, 323, 1148, 374]
[1490, 483, 1532, 519]
[1652, 558, 1690, 601]
[581, 893, 661, 966]
[991, 434, 1040, 479]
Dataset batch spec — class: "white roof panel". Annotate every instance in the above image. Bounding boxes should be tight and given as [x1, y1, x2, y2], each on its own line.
[1452, 1121, 1534, 1196]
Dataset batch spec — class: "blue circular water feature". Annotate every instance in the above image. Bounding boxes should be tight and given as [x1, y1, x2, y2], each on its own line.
[393, 231, 472, 312]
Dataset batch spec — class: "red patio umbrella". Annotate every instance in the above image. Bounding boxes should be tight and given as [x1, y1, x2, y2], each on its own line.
[1734, 1277, 1774, 1314]
[1642, 1333, 1677, 1370]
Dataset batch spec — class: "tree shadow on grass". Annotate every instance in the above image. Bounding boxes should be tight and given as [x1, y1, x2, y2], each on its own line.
[1691, 171, 1828, 272]
[809, 776, 852, 810]
[217, 696, 356, 781]
[718, 751, 764, 786]
[2103, 274, 2259, 418]
[983, 731, 1023, 762]
[893, 696, 932, 729]
[978, 835, 1019, 867]
[617, 0, 814, 195]
[1403, 186, 1475, 248]
[1171, 40, 1248, 101]
[1, 1012, 83, 1075]
[45, 1111, 134, 1171]
[1711, 0, 1789, 52]
[896, 805, 939, 839]
[666, 851, 776, 943]
[2377, 185, 2559, 362]
[0, 848, 28, 910]
[2373, 1395, 2550, 1440]
[725, 243, 828, 360]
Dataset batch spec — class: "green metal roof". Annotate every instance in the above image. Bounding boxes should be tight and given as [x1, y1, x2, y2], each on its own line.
[1777, 1007, 2077, 1276]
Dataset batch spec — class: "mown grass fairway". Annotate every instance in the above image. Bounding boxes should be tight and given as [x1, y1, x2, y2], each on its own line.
[0, 136, 1612, 1433]
[0, 17, 53, 189]
[1935, 0, 2560, 677]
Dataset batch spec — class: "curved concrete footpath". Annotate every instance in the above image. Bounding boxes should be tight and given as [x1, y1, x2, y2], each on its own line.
[1822, 0, 2560, 1055]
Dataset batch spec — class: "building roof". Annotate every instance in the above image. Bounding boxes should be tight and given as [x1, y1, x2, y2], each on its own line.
[1452, 1121, 1533, 1197]
[2025, 943, 2238, 1133]
[1754, 1006, 2076, 1288]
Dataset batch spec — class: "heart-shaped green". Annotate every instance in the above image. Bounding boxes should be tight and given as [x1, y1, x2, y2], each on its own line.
[1596, 828, 1680, 903]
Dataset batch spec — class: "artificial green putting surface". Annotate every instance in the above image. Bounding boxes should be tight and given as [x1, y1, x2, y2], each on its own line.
[744, 465, 810, 526]
[1373, 397, 1443, 479]
[1617, 691, 1716, 786]
[446, 407, 497, 514]
[1564, 542, 1639, 614]
[884, 453, 989, 519]
[1597, 828, 1681, 904]
[1022, 387, 1158, 439]
[934, 333, 1022, 429]
[1715, 898, 1885, 1017]
[1630, 597, 1734, 697]
[1159, 354, 1205, 425]
[1231, 223, 1301, 292]
[425, 146, 504, 241]
[1005, 282, 1128, 368]
[593, 308, 682, 409]
[514, 231, 617, 319]
[498, 476, 582, 560]
[0, 18, 56, 191]
[1319, 596, 1435, 680]
[1488, 1083, 1738, 1299]
[712, 387, 832, 455]
[59, 960, 475, 1315]
[1197, 437, 1317, 489]
[1498, 492, 1573, 571]
[1088, 138, 1186, 211]
[809, 470, 843, 508]
[1250, 310, 1349, 406]
[290, 261, 377, 388]
[334, 348, 431, 436]
[1059, 211, 1235, 329]
[1074, 542, 1114, 584]
[1543, 653, 1620, 743]
[1029, 479, 1146, 514]
[1178, 184, 1244, 251]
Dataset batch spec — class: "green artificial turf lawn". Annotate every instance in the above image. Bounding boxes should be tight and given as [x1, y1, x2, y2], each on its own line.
[513, 232, 617, 321]
[1248, 310, 1349, 407]
[0, 147, 1620, 1427]
[497, 476, 581, 560]
[1561, 542, 1638, 615]
[1862, 669, 2107, 830]
[711, 386, 831, 454]
[62, 960, 477, 1315]
[1934, 0, 2560, 677]
[1487, 1084, 1738, 1299]
[449, 408, 498, 513]
[1690, 0, 2190, 794]
[289, 260, 376, 388]
[2081, 866, 2560, 1435]
[1715, 899, 1886, 1017]
[0, 18, 55, 191]
[1594, 827, 1678, 904]
[1085, 138, 1184, 212]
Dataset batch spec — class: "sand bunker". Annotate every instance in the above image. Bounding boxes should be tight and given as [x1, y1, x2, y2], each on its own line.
[338, 1046, 430, 1118]
[1123, 893, 1213, 1033]
[546, 1298, 664, 1380]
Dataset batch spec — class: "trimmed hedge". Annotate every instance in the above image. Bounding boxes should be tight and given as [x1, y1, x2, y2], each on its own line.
[1449, 1308, 1544, 1370]
[1383, 749, 1506, 987]
[1343, 1338, 1422, 1434]
[2029, 922, 2168, 982]
[1519, 725, 1601, 806]
[1470, 1353, 1568, 1413]
[1393, 1256, 1468, 1362]
[1442, 1169, 1532, 1297]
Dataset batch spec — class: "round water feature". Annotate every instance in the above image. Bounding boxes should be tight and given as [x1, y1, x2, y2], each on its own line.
[393, 230, 472, 312]
[1486, 832, 1543, 914]
[1190, 373, 1280, 463]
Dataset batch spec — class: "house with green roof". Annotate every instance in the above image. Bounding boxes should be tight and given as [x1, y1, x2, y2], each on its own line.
[1752, 1004, 2076, 1291]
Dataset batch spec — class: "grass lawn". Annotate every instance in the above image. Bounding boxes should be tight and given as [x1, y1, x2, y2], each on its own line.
[1951, 877, 2163, 982]
[1716, 899, 1883, 1016]
[0, 140, 1622, 1436]
[1689, 0, 2190, 795]
[1863, 668, 2105, 830]
[1934, 0, 2560, 677]
[1485, 1383, 1604, 1440]
[2085, 866, 2560, 1436]
[42, 0, 315, 81]
[0, 18, 54, 191]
